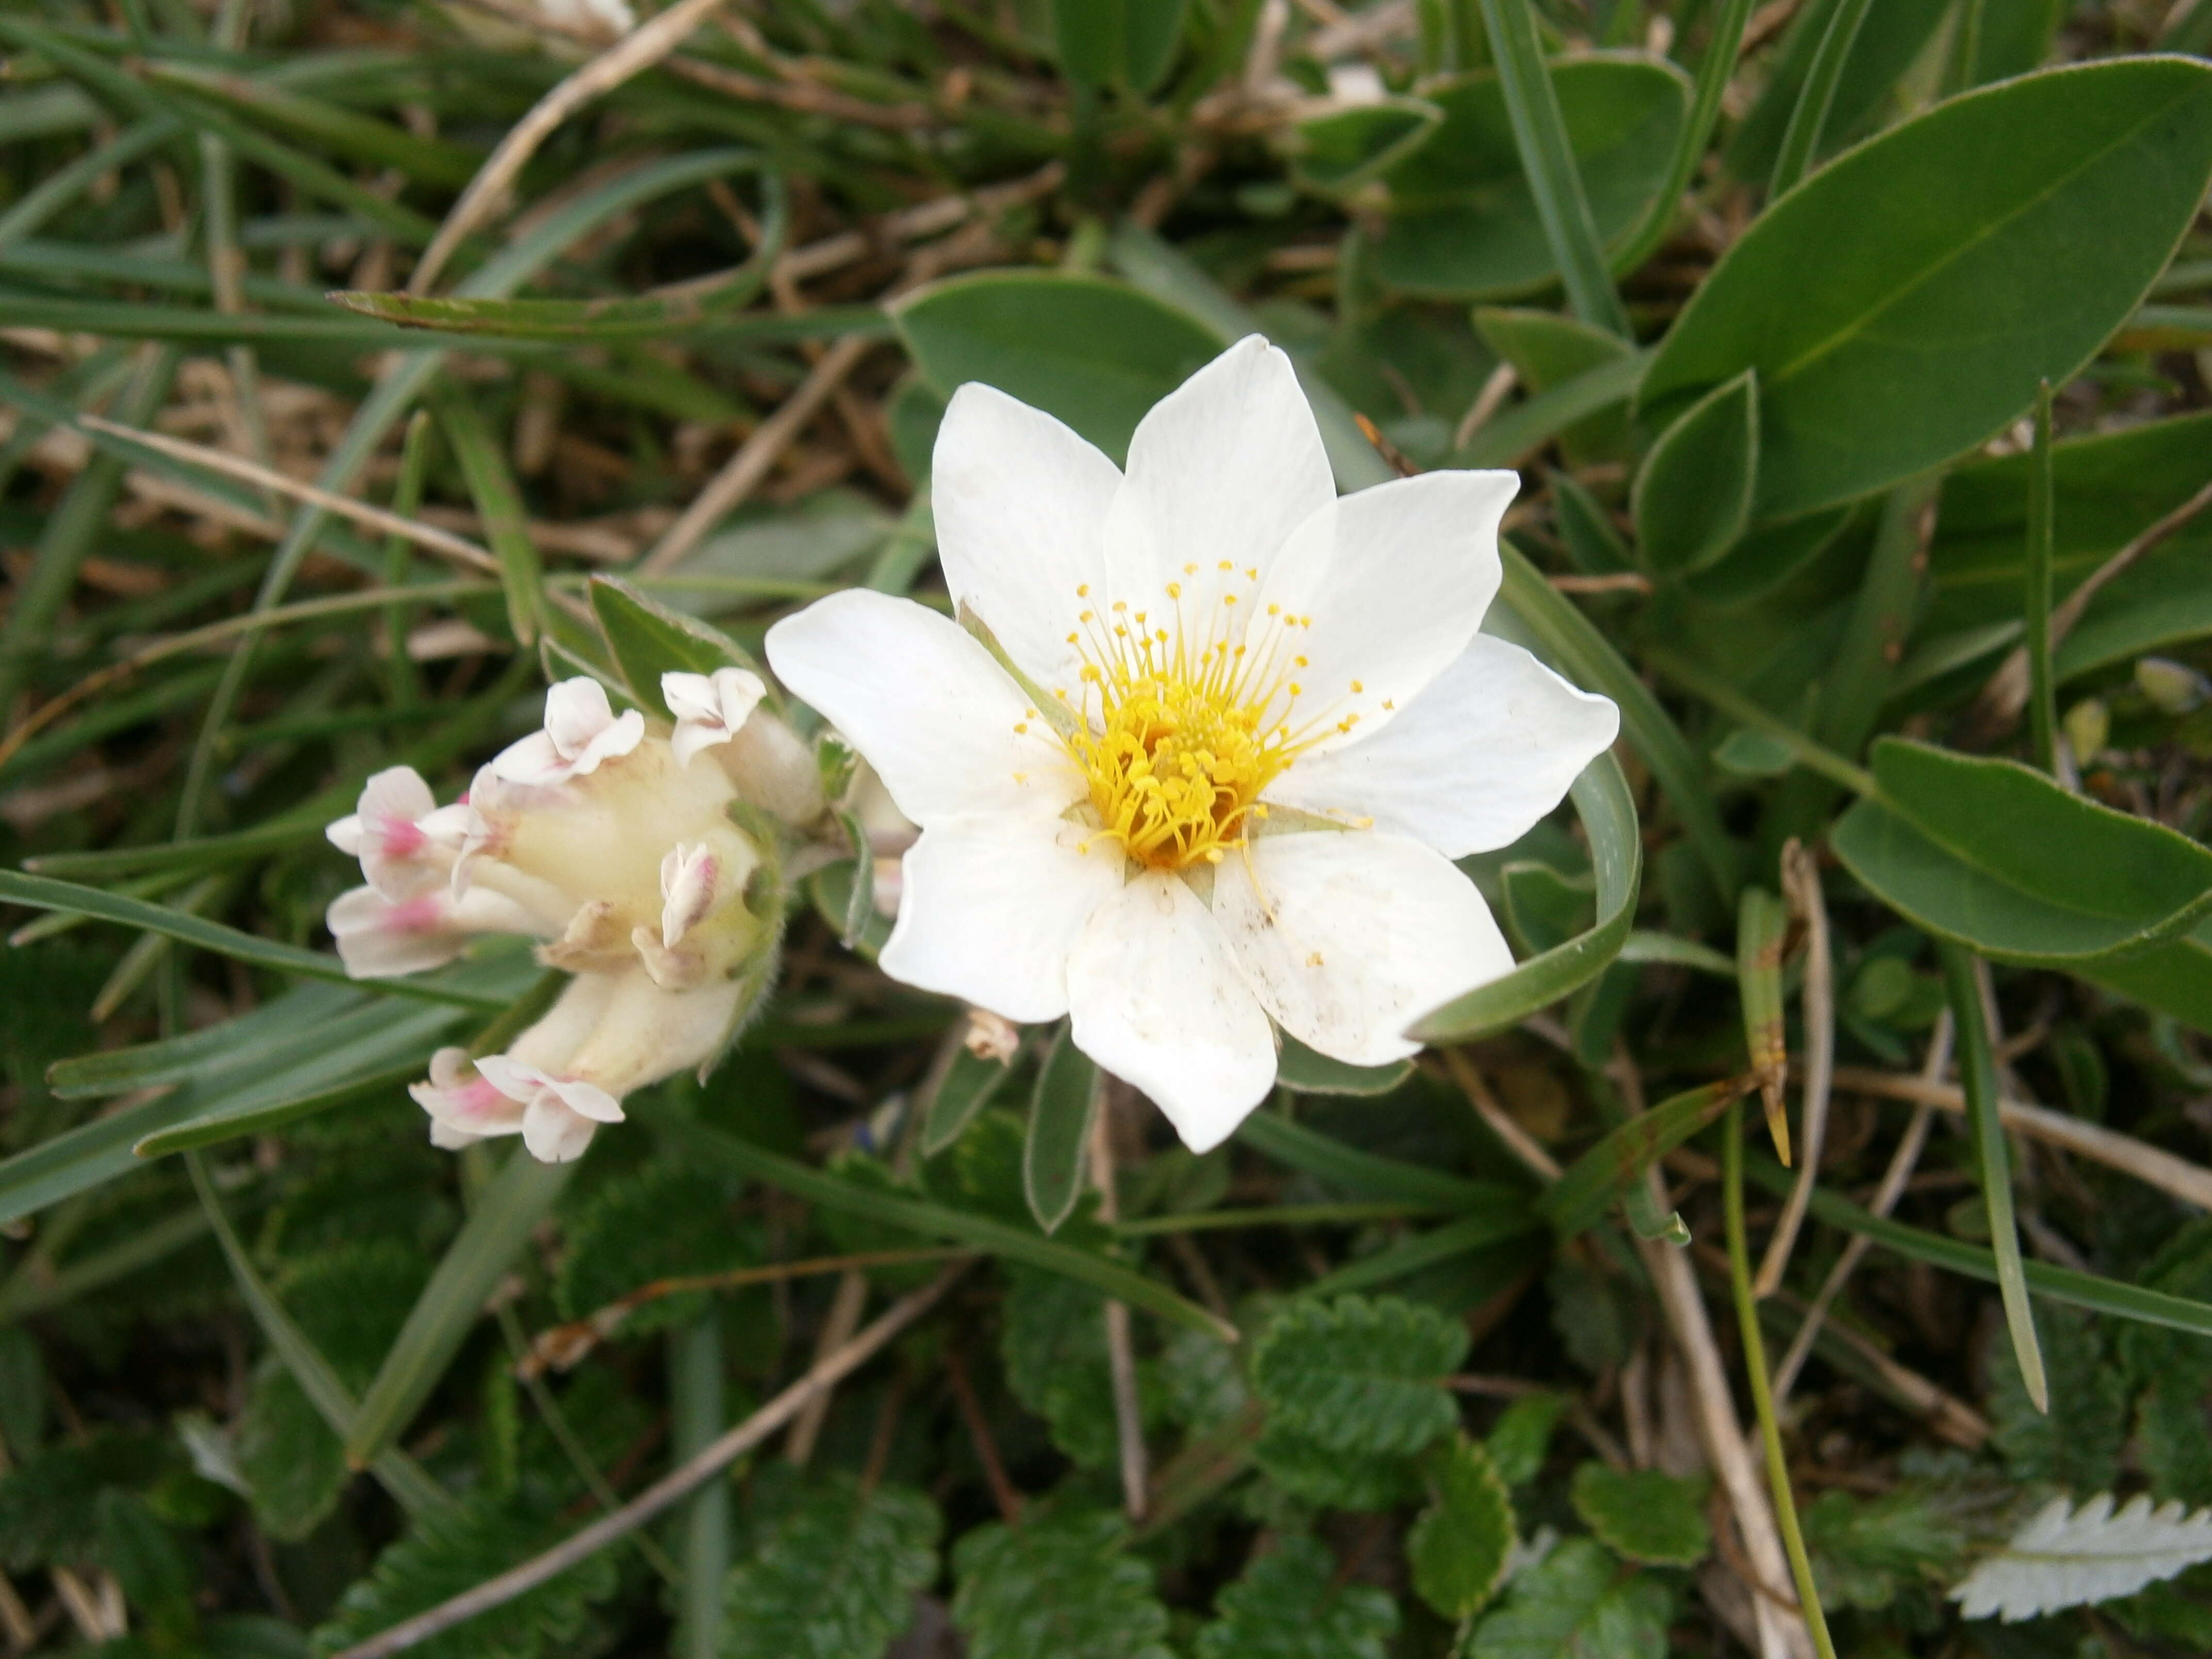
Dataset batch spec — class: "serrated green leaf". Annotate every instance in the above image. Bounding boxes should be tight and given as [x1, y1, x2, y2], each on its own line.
[1801, 1482, 1981, 1613]
[722, 1473, 939, 1659]
[555, 1164, 750, 1339]
[1194, 1533, 1399, 1659]
[1468, 1536, 1671, 1659]
[1485, 1392, 1567, 1487]
[0, 1432, 176, 1571]
[951, 1508, 1176, 1659]
[1251, 1295, 1468, 1456]
[1570, 1462, 1711, 1567]
[309, 1493, 620, 1659]
[1251, 1421, 1424, 1511]
[1409, 1434, 1517, 1619]
[1987, 1307, 2125, 1494]
[1001, 1266, 1120, 1470]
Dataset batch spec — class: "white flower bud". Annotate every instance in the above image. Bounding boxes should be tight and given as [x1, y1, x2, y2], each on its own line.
[717, 709, 827, 827]
[2137, 656, 2209, 717]
[662, 668, 769, 769]
[326, 767, 470, 899]
[327, 884, 544, 979]
[964, 1007, 1020, 1063]
[491, 678, 644, 787]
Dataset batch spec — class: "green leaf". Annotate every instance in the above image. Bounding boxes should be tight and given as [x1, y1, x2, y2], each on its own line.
[1744, 1151, 2212, 1341]
[1410, 751, 1642, 1042]
[649, 1111, 1235, 1339]
[1726, 0, 1949, 182]
[1469, 1536, 1671, 1659]
[1987, 1307, 2125, 1493]
[1831, 738, 2212, 965]
[1633, 369, 1758, 573]
[722, 1473, 939, 1659]
[1458, 352, 1653, 469]
[1940, 941, 2046, 1416]
[1052, 0, 1189, 93]
[0, 870, 505, 1011]
[1374, 57, 1689, 301]
[1195, 1533, 1399, 1659]
[309, 1493, 620, 1659]
[1304, 1210, 1540, 1299]
[1470, 0, 1631, 335]
[1473, 308, 1634, 466]
[1294, 98, 1444, 196]
[921, 1045, 1013, 1157]
[237, 1362, 348, 1544]
[1251, 1422, 1423, 1511]
[1001, 1265, 1121, 1470]
[1274, 1036, 1413, 1096]
[1767, 0, 1876, 195]
[951, 1508, 1176, 1659]
[440, 397, 543, 647]
[1234, 1111, 1502, 1208]
[891, 271, 1222, 462]
[1408, 1434, 1517, 1619]
[1641, 58, 2212, 519]
[344, 1151, 574, 1469]
[555, 1164, 750, 1339]
[1025, 1022, 1102, 1234]
[1539, 1079, 1742, 1240]
[1485, 1391, 1566, 1486]
[1571, 1462, 1712, 1566]
[1250, 1294, 1468, 1456]
[588, 576, 765, 706]
[1801, 1482, 1980, 1612]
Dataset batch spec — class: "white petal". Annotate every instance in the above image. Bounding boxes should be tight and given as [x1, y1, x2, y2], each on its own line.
[881, 815, 1125, 1024]
[660, 671, 719, 723]
[659, 842, 720, 947]
[357, 766, 436, 828]
[1213, 831, 1514, 1066]
[1266, 635, 1619, 857]
[571, 709, 644, 776]
[544, 678, 617, 755]
[766, 589, 1081, 826]
[1264, 468, 1517, 754]
[543, 1074, 625, 1124]
[1104, 336, 1335, 622]
[1066, 871, 1277, 1152]
[429, 1117, 483, 1150]
[522, 1097, 598, 1162]
[933, 383, 1122, 694]
[326, 887, 463, 979]
[489, 729, 567, 786]
[325, 814, 365, 855]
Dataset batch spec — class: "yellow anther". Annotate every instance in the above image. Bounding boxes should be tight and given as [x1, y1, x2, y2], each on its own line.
[1014, 722, 1029, 734]
[1183, 563, 1197, 575]
[1306, 951, 1324, 967]
[1067, 632, 1080, 644]
[1081, 610, 1094, 623]
[1217, 560, 1233, 571]
[1223, 594, 1238, 606]
[1166, 582, 1182, 599]
[1350, 680, 1363, 694]
[1077, 583, 1091, 597]
[1294, 655, 1309, 668]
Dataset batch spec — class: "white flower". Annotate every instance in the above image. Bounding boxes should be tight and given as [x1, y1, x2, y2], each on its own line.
[663, 668, 769, 768]
[766, 336, 1618, 1152]
[325, 767, 471, 899]
[326, 884, 545, 979]
[490, 678, 644, 787]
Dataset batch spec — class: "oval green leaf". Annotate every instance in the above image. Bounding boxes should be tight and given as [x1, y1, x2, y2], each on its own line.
[1633, 368, 1758, 573]
[1830, 737, 2212, 966]
[1024, 1023, 1102, 1235]
[1372, 55, 1689, 300]
[1642, 58, 2212, 519]
[890, 271, 1222, 463]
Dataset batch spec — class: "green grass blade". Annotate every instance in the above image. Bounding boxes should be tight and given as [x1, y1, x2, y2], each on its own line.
[1612, 0, 1757, 272]
[1722, 1099, 1841, 1659]
[0, 871, 506, 1009]
[438, 397, 544, 646]
[344, 1149, 574, 1469]
[1473, 0, 1632, 336]
[2024, 380, 2058, 774]
[187, 1152, 449, 1516]
[1305, 1211, 1540, 1297]
[1768, 0, 1875, 196]
[1539, 1078, 1744, 1239]
[1938, 942, 2047, 1411]
[1457, 351, 1653, 467]
[1498, 543, 1743, 901]
[651, 1111, 1238, 1341]
[1235, 1110, 1511, 1208]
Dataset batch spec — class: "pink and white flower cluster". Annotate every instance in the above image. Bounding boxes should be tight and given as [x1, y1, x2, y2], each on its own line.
[326, 670, 816, 1162]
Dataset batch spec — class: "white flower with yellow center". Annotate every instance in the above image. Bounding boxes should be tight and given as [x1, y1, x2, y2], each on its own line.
[766, 336, 1619, 1152]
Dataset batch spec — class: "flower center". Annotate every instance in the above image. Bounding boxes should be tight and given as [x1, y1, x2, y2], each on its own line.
[1049, 567, 1349, 872]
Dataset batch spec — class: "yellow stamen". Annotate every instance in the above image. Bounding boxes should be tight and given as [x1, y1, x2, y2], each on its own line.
[1057, 577, 1341, 872]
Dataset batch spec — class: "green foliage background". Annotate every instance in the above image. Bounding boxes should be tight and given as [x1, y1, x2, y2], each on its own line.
[3, 0, 2212, 1653]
